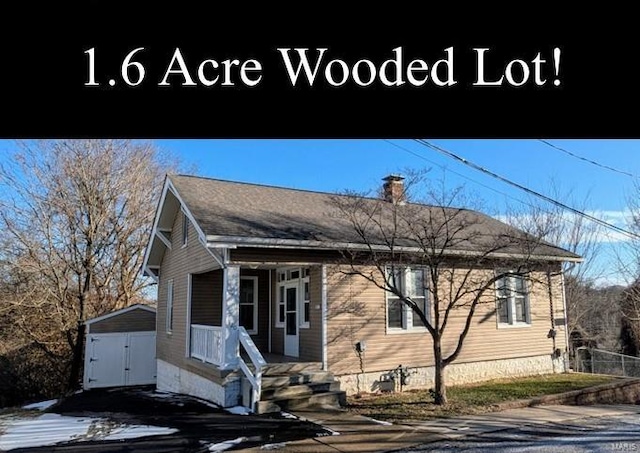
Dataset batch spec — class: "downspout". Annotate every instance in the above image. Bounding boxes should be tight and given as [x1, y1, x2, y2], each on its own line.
[321, 264, 328, 371]
[268, 269, 272, 353]
[560, 269, 571, 371]
[546, 268, 557, 372]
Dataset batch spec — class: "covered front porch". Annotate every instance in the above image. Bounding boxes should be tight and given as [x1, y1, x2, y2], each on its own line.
[185, 264, 327, 410]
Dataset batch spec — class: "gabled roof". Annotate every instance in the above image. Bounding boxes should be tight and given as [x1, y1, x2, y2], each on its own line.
[85, 304, 156, 326]
[163, 174, 581, 262]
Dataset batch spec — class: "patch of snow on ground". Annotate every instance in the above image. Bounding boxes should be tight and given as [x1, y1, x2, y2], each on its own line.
[0, 413, 180, 451]
[141, 390, 176, 399]
[103, 424, 177, 440]
[22, 399, 58, 411]
[207, 436, 248, 452]
[0, 413, 95, 451]
[261, 442, 289, 450]
[225, 406, 251, 415]
[365, 416, 393, 426]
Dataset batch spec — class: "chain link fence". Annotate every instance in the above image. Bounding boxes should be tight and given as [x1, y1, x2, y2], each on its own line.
[575, 347, 640, 377]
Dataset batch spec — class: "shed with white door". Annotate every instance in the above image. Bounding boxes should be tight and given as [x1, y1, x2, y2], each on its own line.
[83, 304, 157, 390]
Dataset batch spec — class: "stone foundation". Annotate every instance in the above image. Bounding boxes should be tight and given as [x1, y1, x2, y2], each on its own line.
[336, 354, 567, 395]
[156, 359, 240, 407]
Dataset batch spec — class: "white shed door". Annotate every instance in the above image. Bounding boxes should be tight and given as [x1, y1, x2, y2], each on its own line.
[84, 332, 156, 389]
[127, 332, 156, 386]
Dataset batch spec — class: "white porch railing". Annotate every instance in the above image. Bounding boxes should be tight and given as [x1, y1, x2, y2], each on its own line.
[190, 324, 223, 366]
[238, 326, 266, 412]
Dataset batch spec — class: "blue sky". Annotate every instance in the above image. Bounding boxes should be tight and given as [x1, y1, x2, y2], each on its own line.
[2, 139, 638, 285]
[158, 139, 638, 213]
[156, 139, 640, 286]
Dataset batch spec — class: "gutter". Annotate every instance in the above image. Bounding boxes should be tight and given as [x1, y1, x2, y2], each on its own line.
[205, 235, 583, 263]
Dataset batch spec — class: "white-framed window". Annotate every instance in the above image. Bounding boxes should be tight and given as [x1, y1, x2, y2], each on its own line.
[495, 272, 530, 327]
[385, 266, 428, 332]
[301, 269, 310, 328]
[166, 279, 174, 333]
[275, 267, 311, 328]
[239, 276, 258, 335]
[276, 284, 285, 328]
[182, 212, 189, 247]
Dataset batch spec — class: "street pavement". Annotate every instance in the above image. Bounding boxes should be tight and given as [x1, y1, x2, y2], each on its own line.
[236, 404, 640, 452]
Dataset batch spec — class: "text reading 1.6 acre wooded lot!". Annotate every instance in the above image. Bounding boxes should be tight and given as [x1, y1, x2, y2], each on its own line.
[83, 47, 562, 89]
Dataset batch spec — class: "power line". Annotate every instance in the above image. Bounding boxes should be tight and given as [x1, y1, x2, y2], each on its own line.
[539, 140, 636, 178]
[383, 139, 532, 204]
[386, 139, 622, 243]
[414, 139, 640, 241]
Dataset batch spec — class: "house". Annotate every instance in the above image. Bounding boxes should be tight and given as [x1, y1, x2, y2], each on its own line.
[142, 174, 581, 413]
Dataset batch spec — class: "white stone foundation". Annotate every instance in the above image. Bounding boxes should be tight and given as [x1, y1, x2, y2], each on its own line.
[156, 359, 240, 407]
[337, 354, 567, 395]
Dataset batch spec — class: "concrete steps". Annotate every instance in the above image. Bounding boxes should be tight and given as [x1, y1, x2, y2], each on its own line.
[253, 362, 346, 414]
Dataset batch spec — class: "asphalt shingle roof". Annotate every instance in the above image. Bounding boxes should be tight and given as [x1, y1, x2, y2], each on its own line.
[170, 174, 581, 260]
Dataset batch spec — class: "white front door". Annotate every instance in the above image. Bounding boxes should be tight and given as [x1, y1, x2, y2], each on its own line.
[284, 284, 299, 357]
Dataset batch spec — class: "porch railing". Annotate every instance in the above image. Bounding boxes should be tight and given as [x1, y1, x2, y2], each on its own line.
[190, 324, 223, 366]
[238, 326, 266, 413]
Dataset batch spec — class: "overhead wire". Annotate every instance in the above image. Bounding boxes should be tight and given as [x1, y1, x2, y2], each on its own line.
[412, 139, 640, 241]
[539, 140, 636, 178]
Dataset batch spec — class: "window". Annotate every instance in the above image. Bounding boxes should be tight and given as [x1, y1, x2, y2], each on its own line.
[495, 273, 530, 326]
[166, 279, 174, 333]
[182, 212, 188, 246]
[239, 277, 258, 334]
[301, 272, 310, 328]
[386, 266, 428, 331]
[275, 267, 310, 328]
[276, 285, 285, 327]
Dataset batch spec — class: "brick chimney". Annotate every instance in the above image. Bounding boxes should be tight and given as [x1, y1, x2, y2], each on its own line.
[382, 174, 406, 204]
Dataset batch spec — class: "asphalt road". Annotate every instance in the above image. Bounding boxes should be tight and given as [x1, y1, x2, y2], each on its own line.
[400, 414, 640, 452]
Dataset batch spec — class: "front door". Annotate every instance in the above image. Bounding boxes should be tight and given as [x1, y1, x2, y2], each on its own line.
[284, 284, 299, 357]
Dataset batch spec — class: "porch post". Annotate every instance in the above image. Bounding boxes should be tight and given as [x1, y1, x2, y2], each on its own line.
[321, 264, 328, 371]
[221, 265, 240, 369]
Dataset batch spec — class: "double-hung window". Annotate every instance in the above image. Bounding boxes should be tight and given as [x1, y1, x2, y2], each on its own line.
[495, 272, 530, 327]
[166, 279, 174, 333]
[386, 266, 428, 331]
[239, 276, 258, 334]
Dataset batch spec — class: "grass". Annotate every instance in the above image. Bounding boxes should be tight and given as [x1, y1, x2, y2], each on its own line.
[347, 373, 618, 422]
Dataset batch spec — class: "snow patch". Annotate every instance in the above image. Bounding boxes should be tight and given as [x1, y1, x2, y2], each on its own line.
[206, 436, 248, 451]
[22, 399, 58, 411]
[261, 442, 289, 450]
[103, 424, 177, 440]
[0, 413, 94, 451]
[142, 390, 177, 399]
[225, 406, 251, 415]
[0, 413, 178, 451]
[365, 416, 393, 426]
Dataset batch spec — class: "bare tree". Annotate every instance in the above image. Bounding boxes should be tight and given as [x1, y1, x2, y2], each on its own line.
[620, 180, 640, 355]
[330, 172, 558, 404]
[0, 140, 175, 394]
[505, 184, 610, 354]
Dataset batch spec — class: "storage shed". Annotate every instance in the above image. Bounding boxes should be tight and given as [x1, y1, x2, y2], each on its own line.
[83, 304, 157, 390]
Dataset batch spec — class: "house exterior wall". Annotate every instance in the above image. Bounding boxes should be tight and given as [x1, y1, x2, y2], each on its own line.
[325, 264, 568, 393]
[155, 211, 238, 403]
[89, 309, 156, 334]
